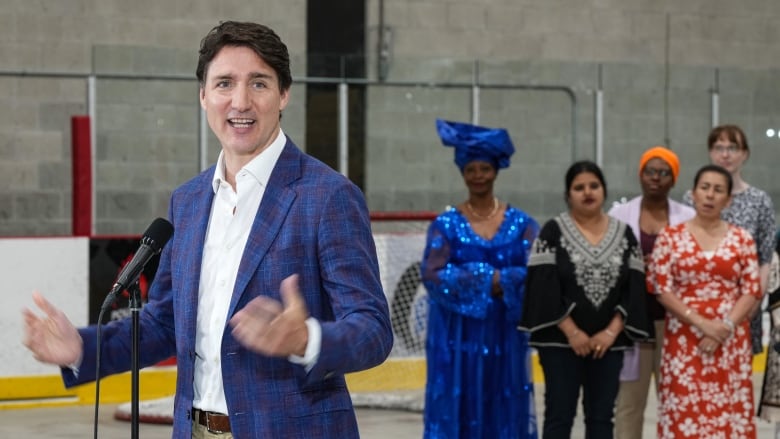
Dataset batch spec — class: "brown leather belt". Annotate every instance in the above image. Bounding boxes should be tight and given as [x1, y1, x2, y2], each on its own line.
[193, 408, 231, 434]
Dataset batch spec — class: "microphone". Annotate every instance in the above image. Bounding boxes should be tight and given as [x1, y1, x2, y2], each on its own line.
[101, 218, 174, 311]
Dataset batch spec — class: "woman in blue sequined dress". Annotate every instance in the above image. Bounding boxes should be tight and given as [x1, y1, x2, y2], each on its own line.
[421, 119, 539, 439]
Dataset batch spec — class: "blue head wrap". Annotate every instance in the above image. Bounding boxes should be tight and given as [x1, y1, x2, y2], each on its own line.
[435, 119, 515, 172]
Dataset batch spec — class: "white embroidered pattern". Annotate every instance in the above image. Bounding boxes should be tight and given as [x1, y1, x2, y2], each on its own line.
[556, 213, 629, 308]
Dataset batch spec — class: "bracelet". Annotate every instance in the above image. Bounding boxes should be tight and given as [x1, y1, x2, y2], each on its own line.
[605, 329, 616, 338]
[722, 317, 736, 334]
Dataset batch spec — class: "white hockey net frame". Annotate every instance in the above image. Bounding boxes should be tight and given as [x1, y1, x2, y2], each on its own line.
[346, 211, 437, 411]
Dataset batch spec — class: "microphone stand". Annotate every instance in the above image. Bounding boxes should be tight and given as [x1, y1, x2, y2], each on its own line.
[129, 281, 142, 439]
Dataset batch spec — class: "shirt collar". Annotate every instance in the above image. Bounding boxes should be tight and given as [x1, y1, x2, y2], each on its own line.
[211, 129, 287, 193]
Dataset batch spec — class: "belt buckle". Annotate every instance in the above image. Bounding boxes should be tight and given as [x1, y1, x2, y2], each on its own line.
[205, 412, 225, 434]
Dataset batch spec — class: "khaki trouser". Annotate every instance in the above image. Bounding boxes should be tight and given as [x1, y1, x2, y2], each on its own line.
[614, 319, 665, 439]
[192, 418, 233, 439]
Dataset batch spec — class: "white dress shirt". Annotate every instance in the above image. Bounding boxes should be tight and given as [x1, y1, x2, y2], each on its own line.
[192, 129, 321, 414]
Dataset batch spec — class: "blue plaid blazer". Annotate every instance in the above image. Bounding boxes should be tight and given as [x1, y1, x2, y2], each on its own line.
[66, 138, 393, 438]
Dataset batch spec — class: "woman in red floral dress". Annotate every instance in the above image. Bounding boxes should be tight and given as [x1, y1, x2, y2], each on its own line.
[648, 164, 761, 439]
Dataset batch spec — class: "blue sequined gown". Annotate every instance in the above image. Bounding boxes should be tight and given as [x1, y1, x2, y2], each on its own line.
[421, 206, 539, 439]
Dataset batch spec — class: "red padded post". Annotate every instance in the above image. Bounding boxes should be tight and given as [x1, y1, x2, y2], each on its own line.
[71, 115, 92, 236]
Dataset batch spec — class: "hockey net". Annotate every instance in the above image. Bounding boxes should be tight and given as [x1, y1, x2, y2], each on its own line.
[347, 211, 436, 411]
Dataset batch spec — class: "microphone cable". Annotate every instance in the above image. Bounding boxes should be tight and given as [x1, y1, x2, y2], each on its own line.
[92, 301, 111, 439]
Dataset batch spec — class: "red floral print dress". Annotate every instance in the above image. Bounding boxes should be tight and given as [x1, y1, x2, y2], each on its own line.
[648, 223, 761, 439]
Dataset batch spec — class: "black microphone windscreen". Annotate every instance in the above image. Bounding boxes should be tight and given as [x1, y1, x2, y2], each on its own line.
[144, 218, 174, 251]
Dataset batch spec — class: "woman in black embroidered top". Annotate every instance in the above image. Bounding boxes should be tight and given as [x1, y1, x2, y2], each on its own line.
[519, 160, 651, 439]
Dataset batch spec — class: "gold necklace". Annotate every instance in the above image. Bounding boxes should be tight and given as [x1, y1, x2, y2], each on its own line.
[466, 197, 499, 220]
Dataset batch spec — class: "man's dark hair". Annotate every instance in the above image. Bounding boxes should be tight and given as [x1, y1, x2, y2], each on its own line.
[196, 21, 292, 92]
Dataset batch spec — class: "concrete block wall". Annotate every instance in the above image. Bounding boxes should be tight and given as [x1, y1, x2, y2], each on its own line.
[0, 76, 85, 234]
[2, 0, 780, 234]
[0, 1, 306, 235]
[364, 59, 591, 221]
[364, 0, 780, 225]
[368, 0, 780, 68]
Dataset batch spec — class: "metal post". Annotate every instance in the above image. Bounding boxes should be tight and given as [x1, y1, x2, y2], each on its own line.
[664, 12, 671, 146]
[338, 82, 349, 177]
[595, 90, 603, 167]
[711, 68, 720, 128]
[471, 86, 480, 125]
[471, 60, 480, 125]
[595, 64, 604, 166]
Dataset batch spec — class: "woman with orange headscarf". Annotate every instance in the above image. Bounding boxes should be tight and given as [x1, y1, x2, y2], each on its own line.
[608, 146, 694, 439]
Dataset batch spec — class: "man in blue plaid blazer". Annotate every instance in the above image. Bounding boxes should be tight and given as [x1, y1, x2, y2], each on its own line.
[23, 21, 393, 438]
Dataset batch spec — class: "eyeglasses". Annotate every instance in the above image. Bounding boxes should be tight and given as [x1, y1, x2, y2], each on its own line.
[642, 168, 672, 178]
[711, 145, 742, 155]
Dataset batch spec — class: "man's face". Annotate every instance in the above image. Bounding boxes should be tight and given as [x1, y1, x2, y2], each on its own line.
[199, 45, 290, 162]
